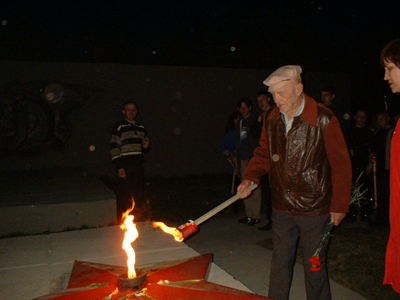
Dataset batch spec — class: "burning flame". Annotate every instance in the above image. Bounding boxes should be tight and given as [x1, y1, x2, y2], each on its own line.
[152, 222, 184, 242]
[120, 204, 139, 278]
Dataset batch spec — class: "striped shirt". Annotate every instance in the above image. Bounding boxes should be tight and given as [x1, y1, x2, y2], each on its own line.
[110, 119, 149, 168]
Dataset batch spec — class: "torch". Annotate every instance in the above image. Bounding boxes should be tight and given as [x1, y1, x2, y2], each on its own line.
[174, 182, 258, 240]
[222, 150, 241, 180]
[222, 150, 242, 194]
[384, 96, 388, 112]
[372, 156, 378, 209]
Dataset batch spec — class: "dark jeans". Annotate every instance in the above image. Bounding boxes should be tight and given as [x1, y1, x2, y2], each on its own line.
[116, 160, 145, 219]
[269, 209, 332, 300]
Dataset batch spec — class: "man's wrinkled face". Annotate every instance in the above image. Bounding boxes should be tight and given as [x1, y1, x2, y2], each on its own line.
[257, 94, 270, 112]
[123, 104, 138, 122]
[271, 81, 303, 116]
[321, 91, 335, 106]
[384, 60, 400, 93]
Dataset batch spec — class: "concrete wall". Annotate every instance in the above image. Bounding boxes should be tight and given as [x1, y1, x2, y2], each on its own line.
[0, 61, 351, 178]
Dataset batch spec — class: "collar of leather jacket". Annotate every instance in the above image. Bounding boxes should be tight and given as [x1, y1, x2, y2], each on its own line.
[268, 93, 319, 127]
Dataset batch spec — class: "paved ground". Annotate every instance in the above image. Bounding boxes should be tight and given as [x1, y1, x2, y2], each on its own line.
[0, 216, 368, 300]
[0, 169, 368, 300]
[0, 223, 255, 300]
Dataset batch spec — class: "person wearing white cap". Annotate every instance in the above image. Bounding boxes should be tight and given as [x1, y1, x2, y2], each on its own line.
[237, 65, 352, 300]
[381, 38, 400, 294]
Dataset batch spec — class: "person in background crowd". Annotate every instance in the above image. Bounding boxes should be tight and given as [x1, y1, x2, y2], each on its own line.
[372, 111, 393, 226]
[235, 98, 262, 226]
[381, 38, 400, 294]
[110, 101, 150, 220]
[221, 110, 241, 199]
[345, 108, 374, 223]
[249, 91, 275, 231]
[238, 65, 352, 300]
[222, 109, 241, 170]
[320, 84, 347, 131]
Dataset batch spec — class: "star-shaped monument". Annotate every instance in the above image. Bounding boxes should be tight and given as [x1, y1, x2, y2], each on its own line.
[32, 253, 273, 300]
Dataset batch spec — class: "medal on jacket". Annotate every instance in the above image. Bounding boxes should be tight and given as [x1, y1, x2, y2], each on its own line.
[272, 154, 280, 162]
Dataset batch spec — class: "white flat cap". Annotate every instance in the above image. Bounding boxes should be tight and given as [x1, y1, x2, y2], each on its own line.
[263, 65, 302, 92]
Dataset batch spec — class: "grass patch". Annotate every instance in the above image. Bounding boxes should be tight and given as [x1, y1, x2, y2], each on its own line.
[328, 226, 399, 300]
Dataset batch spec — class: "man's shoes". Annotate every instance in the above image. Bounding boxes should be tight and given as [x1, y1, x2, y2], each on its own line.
[371, 220, 389, 227]
[238, 217, 260, 226]
[258, 222, 272, 231]
[238, 217, 251, 224]
[248, 218, 260, 226]
[347, 214, 357, 223]
[361, 214, 373, 224]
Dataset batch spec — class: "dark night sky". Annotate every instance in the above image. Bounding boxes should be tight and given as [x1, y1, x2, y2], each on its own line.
[1, 0, 400, 112]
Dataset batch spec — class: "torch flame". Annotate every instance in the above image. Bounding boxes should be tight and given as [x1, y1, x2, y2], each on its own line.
[120, 204, 139, 278]
[152, 222, 184, 242]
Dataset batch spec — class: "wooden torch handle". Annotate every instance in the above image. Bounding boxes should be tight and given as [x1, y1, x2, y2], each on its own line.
[194, 183, 258, 226]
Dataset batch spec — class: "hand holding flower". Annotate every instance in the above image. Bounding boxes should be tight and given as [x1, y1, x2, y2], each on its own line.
[308, 183, 370, 272]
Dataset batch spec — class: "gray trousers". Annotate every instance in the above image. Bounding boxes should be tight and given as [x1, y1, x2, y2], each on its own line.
[268, 209, 332, 300]
[240, 160, 262, 219]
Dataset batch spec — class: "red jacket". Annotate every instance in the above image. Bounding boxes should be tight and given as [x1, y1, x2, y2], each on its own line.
[384, 120, 400, 292]
[243, 94, 352, 215]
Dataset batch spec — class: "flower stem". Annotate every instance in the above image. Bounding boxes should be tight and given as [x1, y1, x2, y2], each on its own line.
[312, 221, 334, 257]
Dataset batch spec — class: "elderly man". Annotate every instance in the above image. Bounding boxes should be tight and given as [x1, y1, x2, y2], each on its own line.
[238, 65, 352, 300]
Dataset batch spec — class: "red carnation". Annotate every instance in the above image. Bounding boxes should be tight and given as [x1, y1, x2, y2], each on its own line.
[308, 255, 321, 267]
[308, 185, 370, 273]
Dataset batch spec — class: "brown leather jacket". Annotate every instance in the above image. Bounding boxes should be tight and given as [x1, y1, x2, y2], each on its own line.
[244, 94, 352, 216]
